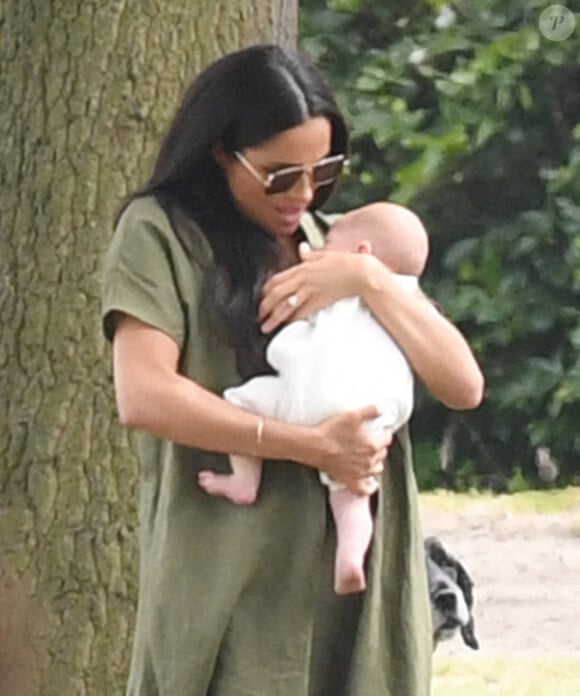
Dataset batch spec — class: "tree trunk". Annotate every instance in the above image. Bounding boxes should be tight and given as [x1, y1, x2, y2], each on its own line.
[0, 2, 297, 694]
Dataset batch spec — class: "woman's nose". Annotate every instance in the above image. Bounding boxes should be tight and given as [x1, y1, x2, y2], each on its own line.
[288, 170, 315, 204]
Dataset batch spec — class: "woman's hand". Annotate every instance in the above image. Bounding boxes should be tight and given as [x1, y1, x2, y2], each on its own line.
[259, 243, 380, 333]
[310, 405, 393, 496]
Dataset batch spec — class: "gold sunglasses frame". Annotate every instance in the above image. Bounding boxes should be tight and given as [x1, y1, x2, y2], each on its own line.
[234, 151, 348, 194]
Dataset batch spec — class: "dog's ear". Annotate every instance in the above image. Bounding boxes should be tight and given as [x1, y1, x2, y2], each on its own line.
[424, 537, 449, 566]
[454, 561, 475, 609]
[460, 617, 479, 650]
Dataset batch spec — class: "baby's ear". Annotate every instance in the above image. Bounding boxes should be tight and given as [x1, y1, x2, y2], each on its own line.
[356, 241, 372, 255]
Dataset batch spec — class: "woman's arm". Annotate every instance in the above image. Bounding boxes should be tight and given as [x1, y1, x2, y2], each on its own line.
[354, 254, 484, 409]
[259, 247, 484, 411]
[113, 315, 391, 492]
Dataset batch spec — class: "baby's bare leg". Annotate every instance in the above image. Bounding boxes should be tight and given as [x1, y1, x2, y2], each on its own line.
[329, 486, 375, 594]
[198, 455, 262, 506]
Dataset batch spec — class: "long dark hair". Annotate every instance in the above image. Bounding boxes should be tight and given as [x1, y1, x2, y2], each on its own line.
[124, 44, 349, 377]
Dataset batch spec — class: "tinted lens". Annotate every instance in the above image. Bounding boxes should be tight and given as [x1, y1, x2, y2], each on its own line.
[312, 158, 344, 185]
[265, 156, 346, 195]
[268, 170, 303, 194]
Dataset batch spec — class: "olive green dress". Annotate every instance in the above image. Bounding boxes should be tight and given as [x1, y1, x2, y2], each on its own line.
[102, 196, 432, 696]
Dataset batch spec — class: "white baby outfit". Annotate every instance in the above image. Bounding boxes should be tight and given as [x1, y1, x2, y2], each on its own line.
[225, 275, 418, 489]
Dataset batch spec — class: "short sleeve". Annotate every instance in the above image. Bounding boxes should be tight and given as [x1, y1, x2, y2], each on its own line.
[101, 198, 188, 346]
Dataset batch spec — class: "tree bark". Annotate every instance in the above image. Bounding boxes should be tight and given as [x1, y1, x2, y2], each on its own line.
[0, 2, 297, 694]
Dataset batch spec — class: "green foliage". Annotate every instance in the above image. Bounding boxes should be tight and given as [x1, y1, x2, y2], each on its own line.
[506, 466, 529, 494]
[301, 0, 580, 488]
[411, 438, 447, 489]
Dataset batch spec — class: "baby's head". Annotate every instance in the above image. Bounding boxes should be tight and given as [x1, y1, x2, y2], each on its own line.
[325, 202, 429, 276]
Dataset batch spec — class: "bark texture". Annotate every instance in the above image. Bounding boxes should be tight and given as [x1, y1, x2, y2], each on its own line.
[0, 2, 297, 694]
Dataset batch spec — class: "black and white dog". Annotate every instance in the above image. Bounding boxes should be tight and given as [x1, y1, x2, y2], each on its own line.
[425, 536, 479, 651]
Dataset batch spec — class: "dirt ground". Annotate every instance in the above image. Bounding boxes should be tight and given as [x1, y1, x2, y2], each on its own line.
[420, 500, 580, 659]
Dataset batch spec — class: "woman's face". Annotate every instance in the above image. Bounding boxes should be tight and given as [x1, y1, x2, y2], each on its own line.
[220, 116, 332, 237]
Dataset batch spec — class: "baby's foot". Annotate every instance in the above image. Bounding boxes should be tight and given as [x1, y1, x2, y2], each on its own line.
[198, 471, 258, 506]
[334, 557, 366, 595]
[330, 488, 373, 594]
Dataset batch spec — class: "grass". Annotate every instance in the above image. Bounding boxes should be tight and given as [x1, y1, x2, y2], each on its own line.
[420, 486, 580, 516]
[432, 655, 580, 696]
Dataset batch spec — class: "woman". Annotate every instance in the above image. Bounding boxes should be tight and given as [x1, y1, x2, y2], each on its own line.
[102, 44, 484, 696]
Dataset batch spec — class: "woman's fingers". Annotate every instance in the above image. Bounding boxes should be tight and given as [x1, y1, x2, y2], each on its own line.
[259, 271, 302, 325]
[260, 249, 360, 331]
[369, 453, 386, 475]
[346, 474, 380, 497]
[260, 267, 302, 315]
[353, 404, 381, 423]
[259, 287, 303, 332]
[364, 475, 380, 494]
[315, 406, 393, 495]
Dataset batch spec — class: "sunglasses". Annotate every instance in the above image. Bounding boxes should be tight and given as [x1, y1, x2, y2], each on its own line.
[234, 151, 348, 195]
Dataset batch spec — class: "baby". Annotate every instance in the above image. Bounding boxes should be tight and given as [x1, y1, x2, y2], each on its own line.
[199, 202, 428, 594]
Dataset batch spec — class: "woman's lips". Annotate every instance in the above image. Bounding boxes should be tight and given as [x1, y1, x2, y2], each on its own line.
[276, 207, 305, 228]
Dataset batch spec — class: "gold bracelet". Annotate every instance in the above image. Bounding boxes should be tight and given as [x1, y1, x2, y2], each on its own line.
[256, 418, 265, 446]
